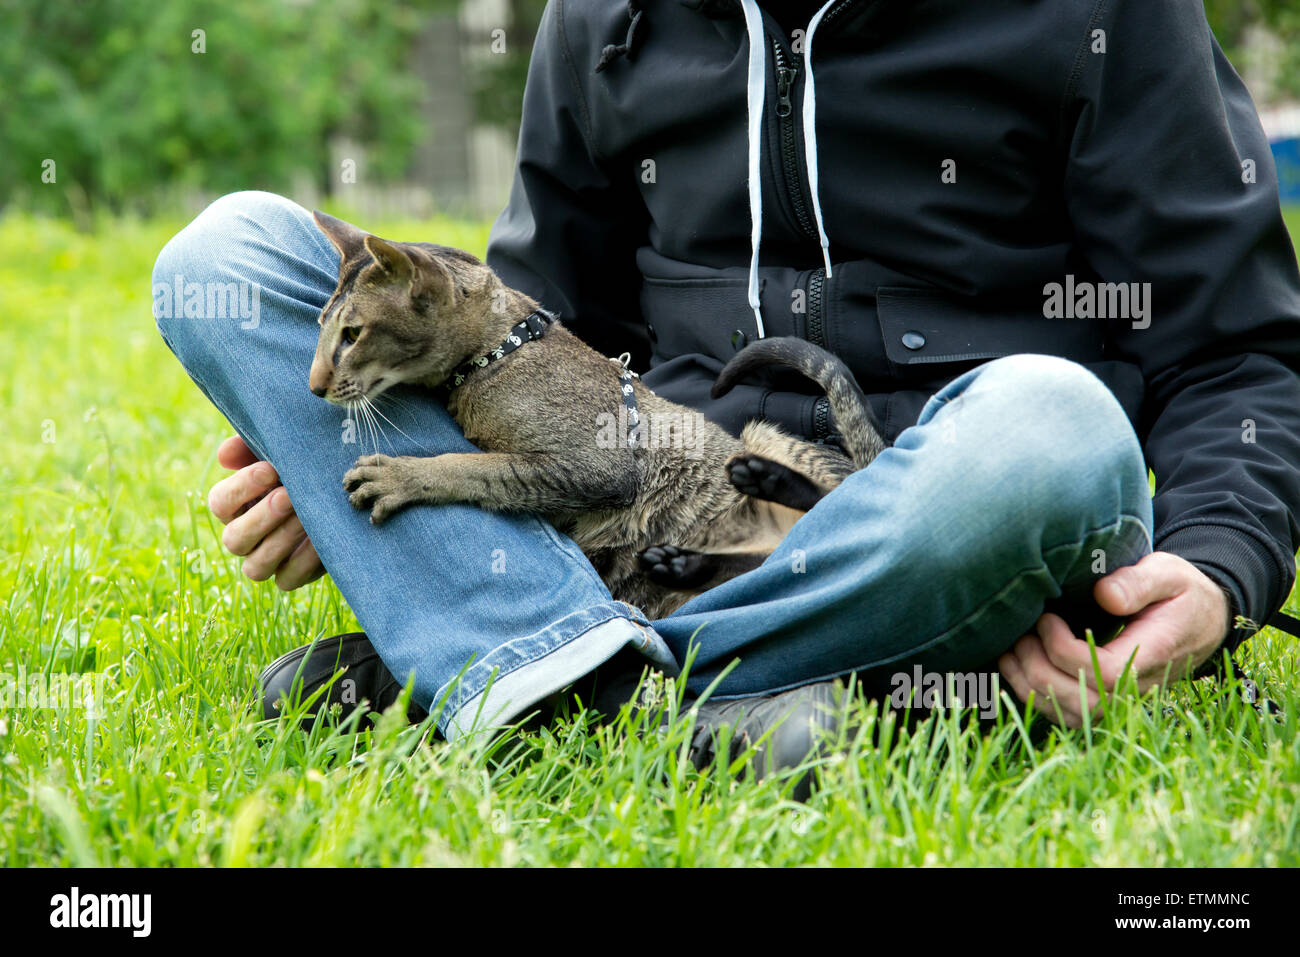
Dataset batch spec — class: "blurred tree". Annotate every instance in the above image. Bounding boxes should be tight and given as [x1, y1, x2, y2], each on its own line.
[1255, 0, 1300, 100]
[472, 0, 547, 139]
[0, 0, 456, 217]
[1204, 0, 1300, 100]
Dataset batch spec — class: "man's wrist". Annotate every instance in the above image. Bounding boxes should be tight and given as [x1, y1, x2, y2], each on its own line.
[1156, 522, 1286, 651]
[1187, 562, 1241, 678]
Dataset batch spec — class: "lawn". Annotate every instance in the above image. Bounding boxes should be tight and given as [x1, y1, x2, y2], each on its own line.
[0, 208, 1297, 867]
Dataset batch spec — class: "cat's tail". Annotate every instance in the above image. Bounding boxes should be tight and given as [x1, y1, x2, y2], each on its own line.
[711, 337, 888, 467]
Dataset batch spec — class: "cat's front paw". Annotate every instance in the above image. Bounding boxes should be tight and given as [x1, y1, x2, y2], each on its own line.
[344, 453, 423, 525]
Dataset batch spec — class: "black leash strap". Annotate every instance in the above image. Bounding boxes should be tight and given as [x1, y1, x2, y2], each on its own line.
[1269, 609, 1300, 639]
[1221, 609, 1296, 718]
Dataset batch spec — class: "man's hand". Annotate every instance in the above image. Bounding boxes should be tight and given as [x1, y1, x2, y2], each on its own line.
[208, 435, 325, 590]
[998, 551, 1230, 728]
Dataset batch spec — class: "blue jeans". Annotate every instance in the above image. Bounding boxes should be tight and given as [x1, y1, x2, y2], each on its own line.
[152, 191, 1155, 737]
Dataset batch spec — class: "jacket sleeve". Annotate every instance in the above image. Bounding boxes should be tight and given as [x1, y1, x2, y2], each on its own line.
[484, 0, 651, 366]
[1063, 0, 1300, 653]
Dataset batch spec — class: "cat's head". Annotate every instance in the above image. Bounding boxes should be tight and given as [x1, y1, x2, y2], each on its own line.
[308, 211, 500, 404]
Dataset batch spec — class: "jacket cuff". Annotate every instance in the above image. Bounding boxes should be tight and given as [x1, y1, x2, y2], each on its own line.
[1154, 523, 1286, 665]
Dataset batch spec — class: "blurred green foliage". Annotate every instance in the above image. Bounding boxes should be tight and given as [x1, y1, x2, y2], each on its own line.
[0, 0, 455, 217]
[473, 0, 547, 138]
[1206, 0, 1300, 96]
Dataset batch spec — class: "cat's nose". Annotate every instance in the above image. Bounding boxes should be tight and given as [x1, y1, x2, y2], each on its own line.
[308, 362, 332, 397]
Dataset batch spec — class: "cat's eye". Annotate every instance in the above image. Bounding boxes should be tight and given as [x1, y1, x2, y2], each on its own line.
[341, 326, 361, 345]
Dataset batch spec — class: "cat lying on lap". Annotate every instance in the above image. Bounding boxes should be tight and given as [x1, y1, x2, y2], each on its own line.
[309, 212, 887, 618]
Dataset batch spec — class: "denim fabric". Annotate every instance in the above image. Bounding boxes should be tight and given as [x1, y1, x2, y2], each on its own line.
[152, 191, 675, 738]
[153, 191, 1154, 730]
[656, 353, 1154, 698]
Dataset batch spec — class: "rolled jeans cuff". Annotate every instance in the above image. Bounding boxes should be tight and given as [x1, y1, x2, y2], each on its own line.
[439, 601, 677, 739]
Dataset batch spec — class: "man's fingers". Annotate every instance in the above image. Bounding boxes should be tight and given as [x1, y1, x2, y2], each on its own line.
[220, 486, 296, 556]
[209, 436, 322, 591]
[1094, 552, 1185, 617]
[240, 511, 309, 581]
[217, 435, 259, 471]
[209, 461, 282, 524]
[1003, 553, 1220, 723]
[1039, 612, 1109, 691]
[1087, 623, 1197, 693]
[275, 537, 326, 592]
[1000, 640, 1082, 728]
[1006, 633, 1096, 728]
[998, 650, 1033, 706]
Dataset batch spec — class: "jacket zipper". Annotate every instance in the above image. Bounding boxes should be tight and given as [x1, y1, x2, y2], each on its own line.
[771, 39, 817, 239]
[808, 265, 830, 438]
[767, 1, 858, 243]
[785, 0, 857, 443]
[813, 395, 831, 439]
[806, 266, 826, 348]
[821, 0, 857, 32]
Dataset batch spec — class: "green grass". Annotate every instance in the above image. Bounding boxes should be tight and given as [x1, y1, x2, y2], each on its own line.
[0, 209, 1298, 867]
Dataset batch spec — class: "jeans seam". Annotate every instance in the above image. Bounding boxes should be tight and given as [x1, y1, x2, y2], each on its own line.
[533, 518, 624, 597]
[903, 511, 1151, 659]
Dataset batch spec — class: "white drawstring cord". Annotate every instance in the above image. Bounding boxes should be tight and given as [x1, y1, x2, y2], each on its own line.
[737, 0, 768, 338]
[803, 0, 838, 278]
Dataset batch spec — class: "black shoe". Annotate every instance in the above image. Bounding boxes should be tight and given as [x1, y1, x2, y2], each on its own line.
[686, 680, 843, 801]
[258, 632, 428, 726]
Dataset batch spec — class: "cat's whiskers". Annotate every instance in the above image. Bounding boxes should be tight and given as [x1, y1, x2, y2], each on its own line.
[348, 398, 376, 455]
[368, 394, 434, 455]
[359, 400, 382, 455]
[346, 399, 365, 455]
[373, 391, 418, 417]
[358, 396, 388, 454]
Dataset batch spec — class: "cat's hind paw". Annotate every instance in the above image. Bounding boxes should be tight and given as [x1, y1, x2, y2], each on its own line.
[638, 544, 714, 589]
[725, 453, 826, 512]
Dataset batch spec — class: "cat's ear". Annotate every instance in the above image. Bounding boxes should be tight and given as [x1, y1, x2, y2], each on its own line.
[410, 253, 456, 307]
[364, 235, 415, 284]
[313, 211, 366, 259]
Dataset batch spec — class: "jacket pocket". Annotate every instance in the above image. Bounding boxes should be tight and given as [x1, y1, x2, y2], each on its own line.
[875, 286, 1107, 369]
[640, 266, 808, 366]
[641, 276, 752, 363]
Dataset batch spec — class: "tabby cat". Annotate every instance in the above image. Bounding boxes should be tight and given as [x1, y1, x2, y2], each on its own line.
[309, 212, 887, 618]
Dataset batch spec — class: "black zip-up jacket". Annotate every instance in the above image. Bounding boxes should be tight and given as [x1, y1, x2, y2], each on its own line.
[486, 0, 1300, 653]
